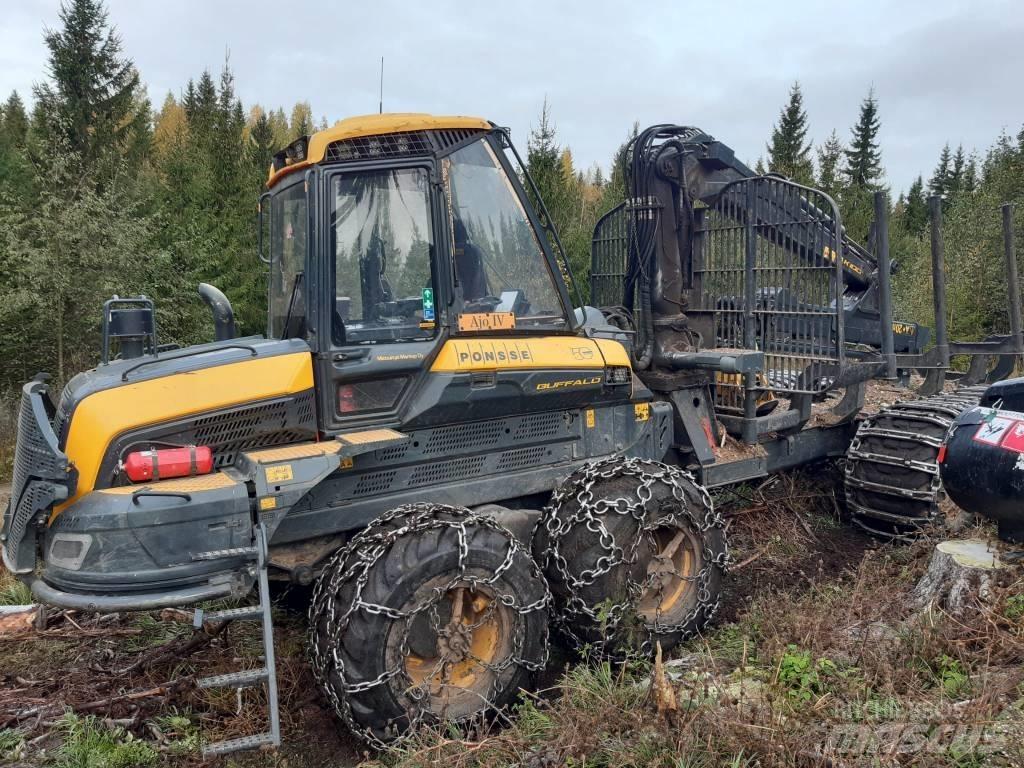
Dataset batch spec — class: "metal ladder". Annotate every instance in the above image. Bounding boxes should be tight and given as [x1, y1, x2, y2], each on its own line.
[191, 524, 281, 757]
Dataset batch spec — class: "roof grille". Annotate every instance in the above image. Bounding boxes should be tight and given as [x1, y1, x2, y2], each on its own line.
[325, 131, 432, 162]
[432, 128, 484, 151]
[324, 128, 486, 163]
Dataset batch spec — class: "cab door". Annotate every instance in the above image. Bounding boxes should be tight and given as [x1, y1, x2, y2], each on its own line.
[314, 162, 449, 433]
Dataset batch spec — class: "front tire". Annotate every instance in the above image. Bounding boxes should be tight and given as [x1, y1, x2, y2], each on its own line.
[309, 503, 550, 745]
[534, 457, 727, 657]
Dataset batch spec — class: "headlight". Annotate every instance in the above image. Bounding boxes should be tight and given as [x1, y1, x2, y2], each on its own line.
[604, 366, 631, 386]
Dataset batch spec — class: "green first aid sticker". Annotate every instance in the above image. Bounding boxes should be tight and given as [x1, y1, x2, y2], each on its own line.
[422, 288, 435, 320]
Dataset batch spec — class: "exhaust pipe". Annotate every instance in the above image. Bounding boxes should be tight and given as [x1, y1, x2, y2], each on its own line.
[198, 283, 236, 341]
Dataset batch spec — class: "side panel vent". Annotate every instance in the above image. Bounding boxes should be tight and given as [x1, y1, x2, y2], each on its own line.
[423, 421, 504, 456]
[496, 445, 550, 472]
[409, 456, 485, 486]
[514, 412, 564, 441]
[374, 443, 410, 463]
[353, 470, 397, 497]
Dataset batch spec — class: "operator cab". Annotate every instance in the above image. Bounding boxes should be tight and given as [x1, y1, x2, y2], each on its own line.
[265, 115, 574, 343]
[262, 114, 583, 431]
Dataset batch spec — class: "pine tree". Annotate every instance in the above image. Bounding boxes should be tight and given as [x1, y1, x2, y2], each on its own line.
[290, 102, 313, 139]
[754, 157, 767, 175]
[33, 0, 141, 172]
[903, 175, 928, 232]
[268, 108, 290, 149]
[962, 153, 978, 193]
[766, 82, 813, 185]
[815, 130, 844, 198]
[600, 122, 638, 214]
[249, 109, 275, 172]
[0, 92, 33, 201]
[929, 143, 952, 197]
[2, 92, 29, 146]
[526, 98, 563, 213]
[843, 90, 883, 188]
[948, 145, 965, 195]
[152, 93, 187, 162]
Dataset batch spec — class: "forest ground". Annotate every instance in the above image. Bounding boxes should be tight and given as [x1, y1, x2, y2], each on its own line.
[0, 468, 1022, 768]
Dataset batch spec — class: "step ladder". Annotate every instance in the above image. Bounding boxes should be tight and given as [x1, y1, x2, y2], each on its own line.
[191, 524, 281, 757]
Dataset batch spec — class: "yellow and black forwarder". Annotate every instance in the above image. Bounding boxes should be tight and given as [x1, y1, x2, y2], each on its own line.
[4, 114, 1021, 755]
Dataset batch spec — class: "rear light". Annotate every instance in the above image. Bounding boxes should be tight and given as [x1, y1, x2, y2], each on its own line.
[605, 366, 631, 386]
[122, 445, 213, 483]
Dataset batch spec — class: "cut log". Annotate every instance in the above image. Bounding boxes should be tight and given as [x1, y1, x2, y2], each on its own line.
[912, 539, 1009, 616]
[0, 605, 37, 634]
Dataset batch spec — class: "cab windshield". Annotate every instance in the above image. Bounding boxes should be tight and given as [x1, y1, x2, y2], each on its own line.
[444, 139, 568, 330]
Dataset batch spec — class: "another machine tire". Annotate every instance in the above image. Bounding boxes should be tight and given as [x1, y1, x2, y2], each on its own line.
[308, 503, 550, 745]
[844, 387, 985, 538]
[534, 457, 727, 657]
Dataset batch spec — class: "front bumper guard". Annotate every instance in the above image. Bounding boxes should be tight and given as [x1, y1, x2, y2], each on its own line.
[29, 574, 237, 612]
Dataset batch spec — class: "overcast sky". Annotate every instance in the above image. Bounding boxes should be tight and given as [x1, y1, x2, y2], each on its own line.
[3, 0, 1022, 192]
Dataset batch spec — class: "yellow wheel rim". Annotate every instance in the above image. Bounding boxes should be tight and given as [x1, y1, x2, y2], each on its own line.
[637, 526, 700, 620]
[403, 586, 508, 695]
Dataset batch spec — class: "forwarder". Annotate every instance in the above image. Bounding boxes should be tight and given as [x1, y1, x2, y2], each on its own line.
[4, 113, 1020, 755]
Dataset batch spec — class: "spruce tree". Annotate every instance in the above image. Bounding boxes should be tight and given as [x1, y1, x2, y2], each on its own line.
[949, 145, 965, 195]
[249, 109, 275, 172]
[33, 0, 141, 171]
[903, 175, 928, 232]
[766, 82, 813, 185]
[962, 154, 978, 193]
[290, 102, 314, 139]
[929, 143, 952, 197]
[843, 89, 883, 188]
[3, 92, 29, 146]
[526, 98, 563, 213]
[815, 130, 844, 198]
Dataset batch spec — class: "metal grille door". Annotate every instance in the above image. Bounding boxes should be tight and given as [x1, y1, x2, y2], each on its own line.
[693, 177, 846, 399]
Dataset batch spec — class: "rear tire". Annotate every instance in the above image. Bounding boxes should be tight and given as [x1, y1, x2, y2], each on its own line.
[845, 387, 985, 538]
[534, 457, 727, 657]
[308, 503, 550, 745]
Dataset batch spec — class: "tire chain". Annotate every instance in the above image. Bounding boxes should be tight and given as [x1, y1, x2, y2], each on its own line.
[308, 502, 551, 747]
[535, 456, 729, 657]
[845, 386, 986, 537]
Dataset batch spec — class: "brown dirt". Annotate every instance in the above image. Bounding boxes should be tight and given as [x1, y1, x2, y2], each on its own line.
[714, 466, 873, 623]
[0, 586, 360, 767]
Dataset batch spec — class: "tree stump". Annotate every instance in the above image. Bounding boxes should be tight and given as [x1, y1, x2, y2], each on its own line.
[912, 539, 1009, 616]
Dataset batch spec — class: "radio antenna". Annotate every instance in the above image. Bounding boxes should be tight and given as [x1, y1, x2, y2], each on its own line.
[378, 56, 384, 114]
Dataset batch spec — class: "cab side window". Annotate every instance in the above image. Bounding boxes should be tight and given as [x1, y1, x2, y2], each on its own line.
[331, 168, 436, 345]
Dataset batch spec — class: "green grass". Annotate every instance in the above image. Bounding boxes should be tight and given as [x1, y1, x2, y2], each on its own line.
[0, 570, 33, 606]
[51, 713, 158, 768]
[121, 612, 192, 653]
[1005, 594, 1024, 621]
[775, 644, 838, 704]
[0, 728, 26, 762]
[933, 654, 971, 699]
[152, 711, 200, 756]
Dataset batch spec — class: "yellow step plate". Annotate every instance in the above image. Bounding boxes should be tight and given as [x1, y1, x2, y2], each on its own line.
[245, 442, 342, 464]
[337, 428, 407, 446]
[336, 428, 410, 459]
[99, 472, 240, 494]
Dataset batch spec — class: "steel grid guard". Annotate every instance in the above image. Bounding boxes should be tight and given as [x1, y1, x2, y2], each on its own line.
[692, 176, 846, 404]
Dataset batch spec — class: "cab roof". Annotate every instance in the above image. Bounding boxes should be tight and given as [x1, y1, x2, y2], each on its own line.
[267, 112, 491, 188]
